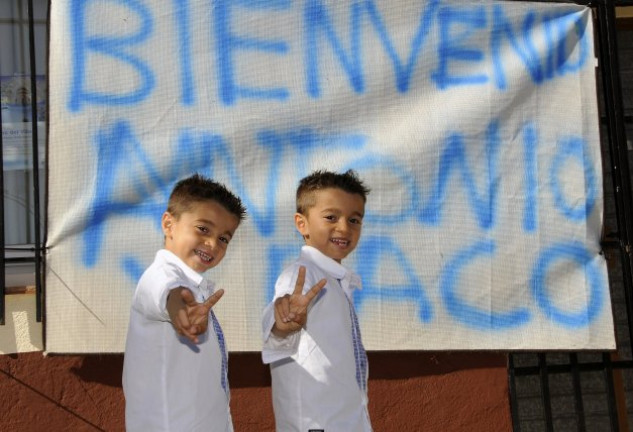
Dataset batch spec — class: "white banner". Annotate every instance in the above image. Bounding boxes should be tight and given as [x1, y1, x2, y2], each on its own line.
[47, 0, 614, 353]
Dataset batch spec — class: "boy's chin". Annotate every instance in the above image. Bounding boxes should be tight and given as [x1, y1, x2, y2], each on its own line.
[200, 262, 220, 273]
[190, 260, 220, 274]
[321, 247, 354, 262]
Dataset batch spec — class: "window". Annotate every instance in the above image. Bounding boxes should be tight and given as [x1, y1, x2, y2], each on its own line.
[1, 0, 48, 281]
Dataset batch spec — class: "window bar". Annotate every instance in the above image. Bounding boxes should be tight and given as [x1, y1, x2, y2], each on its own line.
[538, 354, 554, 431]
[569, 353, 587, 432]
[602, 353, 620, 431]
[26, 0, 44, 322]
[508, 354, 521, 432]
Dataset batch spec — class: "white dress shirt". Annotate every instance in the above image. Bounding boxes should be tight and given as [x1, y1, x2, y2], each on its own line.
[262, 246, 372, 432]
[123, 249, 232, 432]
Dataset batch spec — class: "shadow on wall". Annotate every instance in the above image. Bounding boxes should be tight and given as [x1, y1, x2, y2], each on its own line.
[368, 351, 507, 380]
[69, 354, 124, 387]
[68, 353, 274, 389]
[212, 351, 507, 388]
[67, 351, 507, 388]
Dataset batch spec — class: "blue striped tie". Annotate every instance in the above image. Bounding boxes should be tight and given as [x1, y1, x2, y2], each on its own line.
[345, 291, 368, 394]
[210, 309, 229, 396]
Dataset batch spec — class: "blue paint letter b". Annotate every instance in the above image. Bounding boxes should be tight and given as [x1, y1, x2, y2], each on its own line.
[69, 0, 155, 111]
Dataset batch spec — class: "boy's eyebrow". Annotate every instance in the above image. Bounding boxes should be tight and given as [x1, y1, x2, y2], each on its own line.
[320, 208, 365, 218]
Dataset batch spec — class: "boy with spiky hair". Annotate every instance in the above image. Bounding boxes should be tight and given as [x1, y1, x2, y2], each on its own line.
[124, 173, 246, 432]
[262, 169, 373, 431]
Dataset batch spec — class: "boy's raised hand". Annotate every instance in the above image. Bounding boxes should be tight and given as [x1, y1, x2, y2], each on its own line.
[167, 287, 224, 344]
[272, 266, 326, 337]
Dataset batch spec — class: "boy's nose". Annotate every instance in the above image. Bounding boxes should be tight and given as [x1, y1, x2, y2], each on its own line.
[337, 220, 349, 233]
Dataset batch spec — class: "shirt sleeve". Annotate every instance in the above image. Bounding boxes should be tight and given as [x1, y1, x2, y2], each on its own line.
[261, 264, 308, 364]
[133, 263, 187, 322]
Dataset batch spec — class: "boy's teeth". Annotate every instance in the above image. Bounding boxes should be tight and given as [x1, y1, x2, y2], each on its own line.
[196, 250, 213, 262]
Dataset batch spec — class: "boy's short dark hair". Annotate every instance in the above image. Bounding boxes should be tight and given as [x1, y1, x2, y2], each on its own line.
[167, 173, 246, 221]
[296, 169, 370, 214]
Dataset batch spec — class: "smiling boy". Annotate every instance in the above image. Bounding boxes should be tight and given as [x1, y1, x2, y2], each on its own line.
[123, 174, 246, 432]
[262, 169, 373, 431]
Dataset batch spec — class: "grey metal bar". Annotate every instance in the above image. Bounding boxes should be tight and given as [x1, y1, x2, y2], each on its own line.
[508, 355, 522, 432]
[0, 62, 5, 326]
[513, 359, 633, 375]
[537, 354, 554, 431]
[602, 353, 620, 431]
[569, 354, 586, 432]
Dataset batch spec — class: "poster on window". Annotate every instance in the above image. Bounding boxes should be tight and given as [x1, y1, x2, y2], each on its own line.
[46, 0, 614, 353]
[1, 75, 46, 170]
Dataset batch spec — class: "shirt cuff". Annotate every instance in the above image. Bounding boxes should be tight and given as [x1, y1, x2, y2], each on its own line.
[262, 331, 300, 364]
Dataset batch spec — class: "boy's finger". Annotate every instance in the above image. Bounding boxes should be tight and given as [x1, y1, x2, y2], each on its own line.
[275, 295, 292, 323]
[173, 315, 199, 343]
[273, 307, 301, 333]
[274, 305, 283, 325]
[274, 305, 293, 326]
[177, 309, 192, 330]
[304, 279, 326, 301]
[181, 329, 199, 344]
[292, 266, 307, 296]
[203, 289, 224, 308]
[181, 319, 202, 341]
[180, 288, 197, 306]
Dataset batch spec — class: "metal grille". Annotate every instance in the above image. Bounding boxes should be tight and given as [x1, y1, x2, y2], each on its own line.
[509, 1, 633, 431]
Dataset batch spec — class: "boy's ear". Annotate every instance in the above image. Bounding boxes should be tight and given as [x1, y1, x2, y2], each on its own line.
[294, 213, 308, 237]
[162, 212, 174, 237]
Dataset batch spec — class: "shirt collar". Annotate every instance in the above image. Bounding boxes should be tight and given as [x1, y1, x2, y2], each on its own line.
[156, 249, 215, 295]
[300, 245, 362, 296]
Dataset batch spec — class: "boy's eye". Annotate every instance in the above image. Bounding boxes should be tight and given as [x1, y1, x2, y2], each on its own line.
[325, 215, 336, 221]
[219, 236, 230, 245]
[197, 226, 209, 234]
[350, 218, 362, 225]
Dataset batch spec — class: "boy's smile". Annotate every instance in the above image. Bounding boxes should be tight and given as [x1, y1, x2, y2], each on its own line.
[162, 200, 240, 273]
[295, 188, 365, 263]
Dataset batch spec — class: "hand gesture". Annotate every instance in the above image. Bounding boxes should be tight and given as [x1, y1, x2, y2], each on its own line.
[167, 287, 224, 344]
[272, 266, 326, 337]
